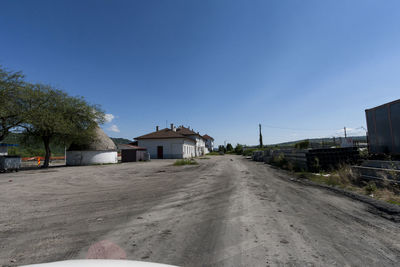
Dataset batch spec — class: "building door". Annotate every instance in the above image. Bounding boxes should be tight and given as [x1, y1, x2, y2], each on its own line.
[157, 146, 163, 159]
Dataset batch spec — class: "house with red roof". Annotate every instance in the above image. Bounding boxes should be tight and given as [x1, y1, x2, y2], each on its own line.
[135, 124, 208, 159]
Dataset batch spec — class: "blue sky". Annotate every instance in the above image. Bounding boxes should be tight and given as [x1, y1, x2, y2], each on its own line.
[1, 0, 400, 146]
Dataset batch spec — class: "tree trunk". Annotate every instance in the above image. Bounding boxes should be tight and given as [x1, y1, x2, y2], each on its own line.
[43, 136, 51, 168]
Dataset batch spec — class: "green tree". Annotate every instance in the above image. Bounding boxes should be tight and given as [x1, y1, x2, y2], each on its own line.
[22, 84, 105, 168]
[0, 66, 28, 142]
[218, 145, 225, 153]
[234, 144, 243, 155]
[226, 143, 233, 152]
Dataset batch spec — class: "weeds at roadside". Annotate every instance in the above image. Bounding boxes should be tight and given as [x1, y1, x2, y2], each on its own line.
[295, 165, 400, 206]
[207, 152, 223, 156]
[387, 199, 400, 205]
[261, 152, 400, 206]
[173, 159, 198, 166]
[365, 181, 378, 195]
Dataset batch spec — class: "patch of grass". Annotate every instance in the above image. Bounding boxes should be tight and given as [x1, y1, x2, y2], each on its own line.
[198, 157, 210, 160]
[387, 199, 400, 205]
[207, 152, 223, 156]
[372, 188, 400, 205]
[173, 159, 198, 166]
[298, 172, 330, 184]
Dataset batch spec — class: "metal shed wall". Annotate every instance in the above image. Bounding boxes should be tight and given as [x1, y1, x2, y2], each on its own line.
[121, 149, 137, 162]
[366, 99, 400, 155]
[121, 149, 148, 162]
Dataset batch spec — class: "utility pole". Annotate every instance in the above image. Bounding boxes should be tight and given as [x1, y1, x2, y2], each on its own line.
[344, 127, 347, 138]
[259, 123, 263, 148]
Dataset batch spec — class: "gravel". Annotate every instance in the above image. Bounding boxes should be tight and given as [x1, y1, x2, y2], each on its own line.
[0, 156, 399, 266]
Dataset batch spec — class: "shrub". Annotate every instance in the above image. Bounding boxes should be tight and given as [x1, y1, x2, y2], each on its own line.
[234, 144, 244, 155]
[173, 159, 198, 166]
[226, 143, 233, 152]
[365, 181, 377, 195]
[271, 153, 287, 168]
[242, 149, 258, 156]
[336, 165, 358, 185]
[295, 140, 309, 149]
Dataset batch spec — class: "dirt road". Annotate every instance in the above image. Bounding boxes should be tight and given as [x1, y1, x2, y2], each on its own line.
[1, 155, 399, 266]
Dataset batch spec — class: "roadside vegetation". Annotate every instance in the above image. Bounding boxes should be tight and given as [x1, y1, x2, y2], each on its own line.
[266, 153, 400, 206]
[298, 169, 400, 206]
[173, 159, 198, 166]
[207, 151, 222, 156]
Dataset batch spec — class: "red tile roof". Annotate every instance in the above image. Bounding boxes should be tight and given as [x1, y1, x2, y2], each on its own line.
[175, 126, 198, 136]
[135, 126, 209, 142]
[202, 134, 214, 140]
[134, 128, 194, 141]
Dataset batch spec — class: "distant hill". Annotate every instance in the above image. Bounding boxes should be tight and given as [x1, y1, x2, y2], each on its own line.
[111, 137, 133, 145]
[244, 135, 367, 149]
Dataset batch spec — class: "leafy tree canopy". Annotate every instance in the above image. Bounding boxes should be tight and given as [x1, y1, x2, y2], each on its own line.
[0, 66, 29, 141]
[234, 144, 244, 154]
[226, 143, 233, 152]
[22, 84, 105, 167]
[0, 65, 106, 168]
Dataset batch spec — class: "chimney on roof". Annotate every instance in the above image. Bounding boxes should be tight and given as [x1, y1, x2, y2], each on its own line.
[156, 126, 159, 132]
[170, 123, 177, 132]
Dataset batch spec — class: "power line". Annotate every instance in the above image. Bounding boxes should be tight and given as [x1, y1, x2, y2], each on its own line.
[261, 124, 337, 131]
[261, 124, 367, 133]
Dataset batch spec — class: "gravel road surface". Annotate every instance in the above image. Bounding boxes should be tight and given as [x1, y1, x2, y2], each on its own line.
[1, 155, 399, 266]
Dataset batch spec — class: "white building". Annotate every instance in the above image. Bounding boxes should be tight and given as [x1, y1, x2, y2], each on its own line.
[66, 126, 118, 166]
[175, 126, 206, 157]
[202, 134, 214, 154]
[135, 124, 208, 159]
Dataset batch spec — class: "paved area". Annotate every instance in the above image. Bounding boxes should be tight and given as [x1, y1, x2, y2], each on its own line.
[1, 155, 399, 266]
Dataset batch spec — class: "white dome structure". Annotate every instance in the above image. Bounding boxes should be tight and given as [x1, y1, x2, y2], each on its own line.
[66, 126, 118, 166]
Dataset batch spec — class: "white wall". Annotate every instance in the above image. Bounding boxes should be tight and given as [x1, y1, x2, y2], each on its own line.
[205, 139, 214, 152]
[138, 138, 195, 159]
[66, 151, 118, 166]
[183, 139, 196, 158]
[183, 135, 206, 157]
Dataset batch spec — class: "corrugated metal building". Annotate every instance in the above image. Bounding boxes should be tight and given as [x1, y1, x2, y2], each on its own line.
[365, 99, 400, 155]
